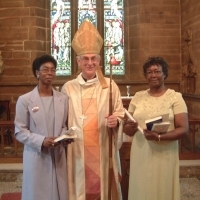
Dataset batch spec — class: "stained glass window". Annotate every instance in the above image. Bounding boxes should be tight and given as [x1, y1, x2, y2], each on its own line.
[104, 0, 124, 75]
[50, 0, 71, 76]
[50, 0, 124, 76]
[78, 0, 97, 26]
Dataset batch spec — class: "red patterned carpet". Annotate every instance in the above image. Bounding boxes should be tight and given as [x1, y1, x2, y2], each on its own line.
[0, 193, 21, 200]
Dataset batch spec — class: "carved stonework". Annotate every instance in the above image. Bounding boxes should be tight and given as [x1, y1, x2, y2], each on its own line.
[0, 51, 4, 75]
[184, 29, 192, 45]
[182, 55, 197, 78]
[182, 29, 197, 93]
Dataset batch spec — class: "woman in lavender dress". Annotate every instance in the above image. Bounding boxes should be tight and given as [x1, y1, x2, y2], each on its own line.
[15, 55, 69, 200]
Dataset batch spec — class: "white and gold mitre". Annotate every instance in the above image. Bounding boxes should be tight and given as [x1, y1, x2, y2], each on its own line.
[72, 20, 103, 56]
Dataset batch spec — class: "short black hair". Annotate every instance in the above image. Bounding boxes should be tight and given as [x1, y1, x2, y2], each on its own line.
[32, 54, 57, 78]
[143, 56, 169, 79]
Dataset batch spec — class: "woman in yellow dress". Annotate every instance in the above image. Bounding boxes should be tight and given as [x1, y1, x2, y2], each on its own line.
[124, 56, 189, 200]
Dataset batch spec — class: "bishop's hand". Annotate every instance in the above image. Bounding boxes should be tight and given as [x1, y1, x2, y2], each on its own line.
[106, 114, 119, 128]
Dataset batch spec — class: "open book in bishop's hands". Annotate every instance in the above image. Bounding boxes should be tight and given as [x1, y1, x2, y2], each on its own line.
[145, 116, 170, 134]
[54, 126, 77, 143]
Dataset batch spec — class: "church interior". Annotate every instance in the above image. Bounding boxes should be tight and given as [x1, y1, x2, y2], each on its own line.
[0, 0, 200, 199]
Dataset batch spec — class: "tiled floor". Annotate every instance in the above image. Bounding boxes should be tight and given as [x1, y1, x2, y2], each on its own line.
[0, 182, 22, 197]
[180, 177, 200, 200]
[0, 177, 200, 199]
[0, 162, 200, 199]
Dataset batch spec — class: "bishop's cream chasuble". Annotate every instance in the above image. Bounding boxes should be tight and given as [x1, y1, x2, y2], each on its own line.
[61, 73, 124, 200]
[81, 84, 100, 200]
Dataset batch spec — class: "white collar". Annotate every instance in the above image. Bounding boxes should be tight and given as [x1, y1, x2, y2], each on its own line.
[76, 72, 99, 86]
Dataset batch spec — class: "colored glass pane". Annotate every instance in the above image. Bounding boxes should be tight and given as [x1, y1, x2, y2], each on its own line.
[50, 0, 71, 76]
[104, 0, 124, 75]
[50, 0, 124, 76]
[78, 0, 97, 26]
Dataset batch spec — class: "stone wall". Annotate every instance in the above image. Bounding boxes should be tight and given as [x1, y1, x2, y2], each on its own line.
[181, 0, 200, 118]
[0, 0, 49, 119]
[0, 0, 196, 119]
[126, 0, 181, 84]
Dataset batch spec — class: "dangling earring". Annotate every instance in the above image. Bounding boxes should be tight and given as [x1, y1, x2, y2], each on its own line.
[37, 75, 39, 79]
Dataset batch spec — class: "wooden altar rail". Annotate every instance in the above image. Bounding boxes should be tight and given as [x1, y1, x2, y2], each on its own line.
[0, 119, 200, 163]
[179, 119, 200, 160]
[0, 121, 22, 163]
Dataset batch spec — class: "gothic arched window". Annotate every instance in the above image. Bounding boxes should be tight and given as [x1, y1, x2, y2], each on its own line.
[50, 0, 124, 76]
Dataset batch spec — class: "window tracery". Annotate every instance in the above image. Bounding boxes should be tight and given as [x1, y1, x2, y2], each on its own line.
[50, 0, 124, 76]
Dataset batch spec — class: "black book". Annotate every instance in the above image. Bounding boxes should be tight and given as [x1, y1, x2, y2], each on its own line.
[145, 116, 162, 131]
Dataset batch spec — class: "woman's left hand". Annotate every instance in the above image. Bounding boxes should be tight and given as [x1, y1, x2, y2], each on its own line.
[143, 129, 159, 141]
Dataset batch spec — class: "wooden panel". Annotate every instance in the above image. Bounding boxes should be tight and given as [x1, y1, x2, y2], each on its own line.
[119, 142, 131, 200]
[121, 97, 132, 110]
[0, 100, 10, 121]
[179, 119, 200, 160]
[0, 121, 23, 163]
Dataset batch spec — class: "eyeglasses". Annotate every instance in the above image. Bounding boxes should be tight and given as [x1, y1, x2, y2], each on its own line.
[39, 68, 56, 74]
[145, 70, 162, 76]
[80, 56, 99, 63]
